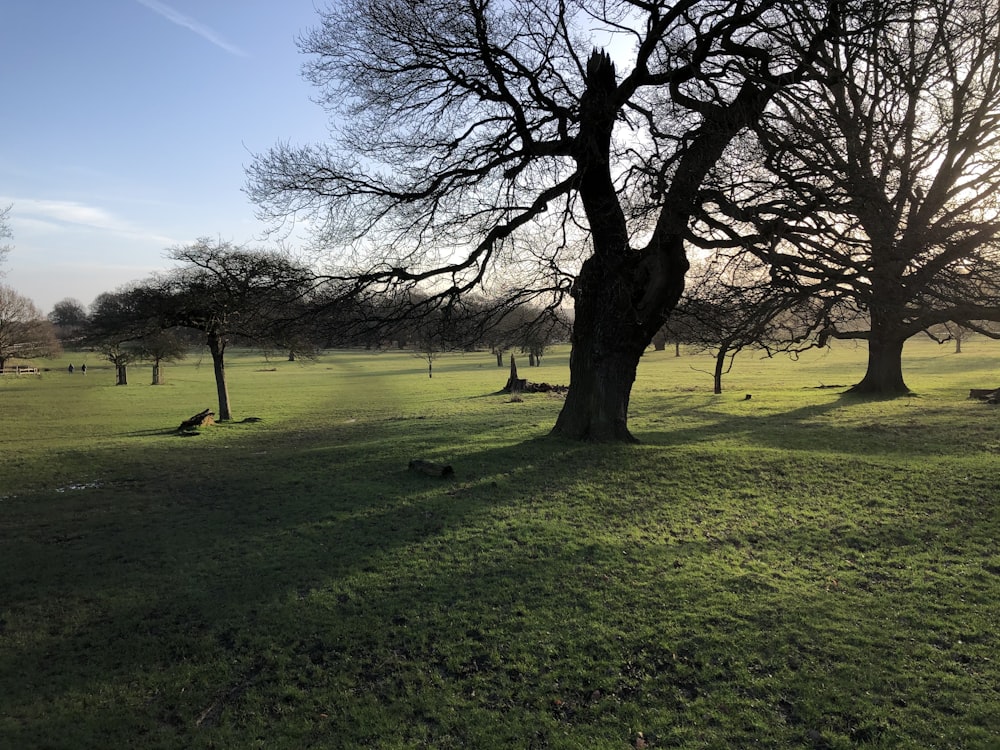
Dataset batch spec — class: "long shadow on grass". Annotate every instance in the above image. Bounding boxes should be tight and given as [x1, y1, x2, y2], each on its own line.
[0, 414, 600, 742]
[2, 402, 998, 746]
[637, 391, 976, 458]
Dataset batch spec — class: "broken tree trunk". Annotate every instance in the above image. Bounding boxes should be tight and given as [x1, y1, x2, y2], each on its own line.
[498, 353, 567, 395]
[503, 354, 526, 393]
[179, 408, 215, 431]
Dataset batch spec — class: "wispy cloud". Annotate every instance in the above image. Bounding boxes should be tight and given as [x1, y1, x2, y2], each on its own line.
[135, 0, 247, 57]
[6, 197, 177, 246]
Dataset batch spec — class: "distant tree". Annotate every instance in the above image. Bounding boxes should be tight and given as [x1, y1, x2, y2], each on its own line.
[473, 301, 569, 367]
[48, 298, 89, 343]
[151, 239, 314, 420]
[413, 330, 442, 379]
[0, 205, 14, 279]
[655, 303, 708, 357]
[0, 285, 61, 370]
[509, 306, 569, 367]
[671, 257, 818, 394]
[87, 290, 148, 385]
[140, 330, 188, 385]
[0, 204, 12, 273]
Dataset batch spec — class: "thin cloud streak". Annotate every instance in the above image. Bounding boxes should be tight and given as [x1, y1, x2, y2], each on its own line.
[135, 0, 247, 57]
[5, 197, 178, 246]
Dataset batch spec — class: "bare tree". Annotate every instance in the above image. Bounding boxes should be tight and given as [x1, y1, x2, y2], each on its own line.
[248, 0, 837, 441]
[0, 204, 12, 274]
[140, 330, 188, 385]
[670, 255, 820, 393]
[0, 285, 61, 370]
[87, 289, 149, 385]
[706, 0, 1000, 394]
[151, 239, 314, 420]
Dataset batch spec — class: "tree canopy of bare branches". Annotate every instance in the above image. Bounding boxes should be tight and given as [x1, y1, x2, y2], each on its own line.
[0, 285, 61, 370]
[703, 0, 1000, 393]
[149, 239, 316, 419]
[248, 0, 837, 440]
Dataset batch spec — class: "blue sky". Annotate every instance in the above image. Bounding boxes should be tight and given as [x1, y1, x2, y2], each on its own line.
[1, 0, 331, 313]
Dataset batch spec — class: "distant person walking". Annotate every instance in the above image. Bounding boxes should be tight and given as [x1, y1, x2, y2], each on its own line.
[67, 364, 74, 374]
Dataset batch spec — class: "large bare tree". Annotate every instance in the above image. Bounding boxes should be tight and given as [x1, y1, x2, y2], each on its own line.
[248, 0, 837, 441]
[705, 0, 1000, 393]
[0, 285, 61, 371]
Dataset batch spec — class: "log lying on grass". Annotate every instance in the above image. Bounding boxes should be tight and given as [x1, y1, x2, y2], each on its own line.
[178, 408, 215, 431]
[409, 459, 454, 478]
[969, 388, 1000, 403]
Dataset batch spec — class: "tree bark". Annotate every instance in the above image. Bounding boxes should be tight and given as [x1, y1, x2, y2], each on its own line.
[116, 364, 128, 386]
[151, 360, 164, 386]
[850, 335, 909, 394]
[207, 331, 232, 420]
[714, 350, 726, 395]
[552, 305, 645, 443]
[552, 53, 644, 441]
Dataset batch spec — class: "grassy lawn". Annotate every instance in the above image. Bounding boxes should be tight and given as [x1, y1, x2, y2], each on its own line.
[1, 340, 999, 748]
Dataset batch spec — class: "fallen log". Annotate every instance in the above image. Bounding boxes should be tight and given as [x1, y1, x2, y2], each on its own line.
[409, 459, 454, 478]
[179, 408, 215, 431]
[968, 388, 1000, 402]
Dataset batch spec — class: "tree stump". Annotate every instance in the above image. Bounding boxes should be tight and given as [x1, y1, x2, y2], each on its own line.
[502, 354, 527, 393]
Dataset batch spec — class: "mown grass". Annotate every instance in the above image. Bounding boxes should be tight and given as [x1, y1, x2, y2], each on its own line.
[1, 340, 999, 749]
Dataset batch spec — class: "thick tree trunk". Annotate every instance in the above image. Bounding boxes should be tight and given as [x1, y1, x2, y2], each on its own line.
[850, 335, 909, 394]
[151, 360, 164, 385]
[552, 51, 688, 442]
[551, 340, 643, 442]
[116, 364, 128, 386]
[207, 332, 232, 420]
[552, 49, 773, 440]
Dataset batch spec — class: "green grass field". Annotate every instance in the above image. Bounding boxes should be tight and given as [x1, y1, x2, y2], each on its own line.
[2, 339, 999, 749]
